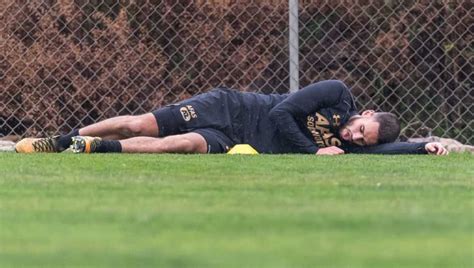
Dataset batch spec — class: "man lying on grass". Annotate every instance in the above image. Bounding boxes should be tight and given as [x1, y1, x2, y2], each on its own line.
[15, 80, 447, 155]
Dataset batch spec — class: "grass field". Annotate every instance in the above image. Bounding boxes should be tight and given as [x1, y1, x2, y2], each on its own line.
[0, 153, 472, 267]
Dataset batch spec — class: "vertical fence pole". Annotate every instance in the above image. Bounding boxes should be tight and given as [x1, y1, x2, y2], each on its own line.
[289, 0, 299, 92]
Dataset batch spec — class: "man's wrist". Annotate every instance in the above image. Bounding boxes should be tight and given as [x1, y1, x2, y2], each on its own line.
[419, 142, 429, 154]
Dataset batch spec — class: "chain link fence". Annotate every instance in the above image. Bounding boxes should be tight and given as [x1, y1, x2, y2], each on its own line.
[1, 0, 472, 144]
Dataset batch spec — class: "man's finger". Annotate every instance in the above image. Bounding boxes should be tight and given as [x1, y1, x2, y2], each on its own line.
[438, 146, 448, 155]
[427, 144, 436, 154]
[430, 144, 438, 154]
[426, 143, 440, 154]
[437, 145, 446, 155]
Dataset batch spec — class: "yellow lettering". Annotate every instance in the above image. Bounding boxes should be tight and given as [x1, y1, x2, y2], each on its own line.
[306, 113, 343, 148]
[315, 125, 330, 133]
[316, 113, 329, 125]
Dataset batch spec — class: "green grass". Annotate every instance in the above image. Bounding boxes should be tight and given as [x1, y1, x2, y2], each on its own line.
[0, 153, 473, 268]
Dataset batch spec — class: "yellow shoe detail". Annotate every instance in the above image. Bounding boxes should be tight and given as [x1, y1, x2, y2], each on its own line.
[71, 136, 102, 153]
[15, 137, 60, 153]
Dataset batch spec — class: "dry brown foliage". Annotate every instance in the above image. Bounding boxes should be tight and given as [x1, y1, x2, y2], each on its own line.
[1, 0, 472, 143]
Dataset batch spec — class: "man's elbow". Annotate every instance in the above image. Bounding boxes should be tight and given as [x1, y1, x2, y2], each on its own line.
[268, 107, 282, 123]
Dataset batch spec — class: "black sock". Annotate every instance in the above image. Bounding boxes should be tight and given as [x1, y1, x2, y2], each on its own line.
[57, 129, 80, 150]
[95, 140, 122, 153]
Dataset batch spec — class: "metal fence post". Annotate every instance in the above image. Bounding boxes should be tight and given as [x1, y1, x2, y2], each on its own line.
[289, 0, 299, 92]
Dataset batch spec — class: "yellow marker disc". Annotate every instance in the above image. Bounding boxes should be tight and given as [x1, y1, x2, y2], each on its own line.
[227, 144, 259, 155]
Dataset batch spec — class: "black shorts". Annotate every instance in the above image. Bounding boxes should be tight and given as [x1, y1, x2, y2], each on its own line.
[151, 89, 240, 153]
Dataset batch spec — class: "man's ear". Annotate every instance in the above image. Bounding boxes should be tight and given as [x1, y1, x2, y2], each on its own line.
[361, 110, 375, 117]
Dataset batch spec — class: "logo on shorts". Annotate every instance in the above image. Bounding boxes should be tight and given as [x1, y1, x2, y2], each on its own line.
[180, 105, 197, 121]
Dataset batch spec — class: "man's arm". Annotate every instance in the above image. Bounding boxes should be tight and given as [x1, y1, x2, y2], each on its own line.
[343, 142, 448, 155]
[269, 80, 348, 154]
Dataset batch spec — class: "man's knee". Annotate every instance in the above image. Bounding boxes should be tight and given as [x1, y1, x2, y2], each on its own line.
[173, 138, 197, 153]
[120, 114, 157, 137]
[162, 134, 207, 153]
[117, 116, 141, 137]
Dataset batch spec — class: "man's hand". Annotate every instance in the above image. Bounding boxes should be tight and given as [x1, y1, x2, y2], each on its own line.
[316, 146, 345, 155]
[425, 142, 448, 155]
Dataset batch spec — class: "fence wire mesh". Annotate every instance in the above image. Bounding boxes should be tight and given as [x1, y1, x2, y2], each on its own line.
[1, 0, 472, 144]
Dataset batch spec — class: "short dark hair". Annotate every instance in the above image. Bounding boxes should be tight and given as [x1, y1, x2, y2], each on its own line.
[373, 112, 400, 144]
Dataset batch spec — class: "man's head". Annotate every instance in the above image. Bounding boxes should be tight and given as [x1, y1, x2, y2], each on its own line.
[339, 110, 400, 146]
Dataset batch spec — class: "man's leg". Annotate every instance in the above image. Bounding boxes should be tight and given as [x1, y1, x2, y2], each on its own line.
[72, 127, 234, 154]
[121, 133, 207, 153]
[77, 113, 159, 140]
[16, 90, 228, 153]
[72, 133, 208, 154]
[15, 113, 159, 153]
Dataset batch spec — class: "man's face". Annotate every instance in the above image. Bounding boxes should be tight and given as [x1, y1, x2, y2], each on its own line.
[339, 110, 380, 146]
